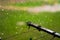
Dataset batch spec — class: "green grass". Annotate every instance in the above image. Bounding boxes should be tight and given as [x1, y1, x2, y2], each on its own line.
[9, 0, 60, 7]
[0, 9, 60, 40]
[0, 0, 60, 6]
[10, 1, 43, 7]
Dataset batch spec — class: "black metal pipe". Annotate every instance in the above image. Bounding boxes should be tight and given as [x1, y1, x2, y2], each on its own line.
[26, 22, 60, 38]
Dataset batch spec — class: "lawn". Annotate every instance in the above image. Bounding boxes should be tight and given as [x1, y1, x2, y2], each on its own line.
[9, 0, 60, 7]
[0, 9, 60, 40]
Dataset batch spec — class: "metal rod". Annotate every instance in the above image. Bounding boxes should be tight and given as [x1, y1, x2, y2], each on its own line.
[26, 22, 60, 38]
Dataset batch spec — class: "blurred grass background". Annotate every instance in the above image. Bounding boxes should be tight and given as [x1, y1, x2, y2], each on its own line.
[0, 0, 60, 6]
[0, 0, 60, 40]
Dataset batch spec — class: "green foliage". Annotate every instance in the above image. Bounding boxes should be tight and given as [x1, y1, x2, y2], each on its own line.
[0, 9, 60, 40]
[10, 0, 60, 7]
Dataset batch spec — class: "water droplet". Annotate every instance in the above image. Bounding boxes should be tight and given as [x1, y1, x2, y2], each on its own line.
[45, 16, 47, 18]
[2, 9, 4, 11]
[16, 21, 25, 26]
[16, 27, 18, 29]
[16, 32, 18, 34]
[21, 28, 23, 30]
[6, 13, 8, 15]
[1, 33, 4, 35]
[33, 37, 37, 39]
[0, 37, 1, 39]
[50, 19, 53, 22]
[40, 23, 41, 24]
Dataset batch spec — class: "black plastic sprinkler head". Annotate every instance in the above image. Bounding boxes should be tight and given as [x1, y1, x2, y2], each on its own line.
[0, 37, 1, 40]
[29, 37, 32, 40]
[26, 22, 60, 38]
[26, 21, 31, 29]
[26, 21, 41, 31]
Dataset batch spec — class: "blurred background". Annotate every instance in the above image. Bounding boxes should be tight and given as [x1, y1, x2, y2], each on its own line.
[0, 0, 60, 5]
[0, 0, 60, 40]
